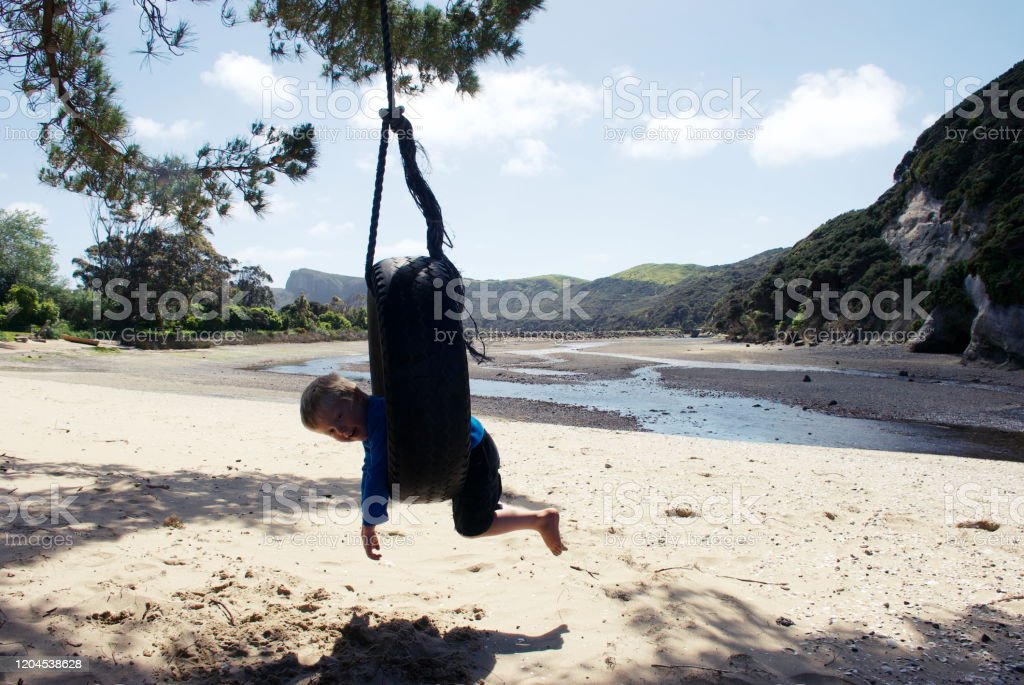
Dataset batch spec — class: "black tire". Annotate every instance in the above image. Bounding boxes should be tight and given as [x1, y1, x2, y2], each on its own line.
[367, 256, 471, 502]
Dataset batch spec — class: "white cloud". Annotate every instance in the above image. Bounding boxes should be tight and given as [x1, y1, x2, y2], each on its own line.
[5, 201, 49, 219]
[397, 67, 598, 147]
[501, 139, 556, 176]
[347, 67, 597, 175]
[307, 220, 354, 237]
[236, 246, 317, 264]
[755, 215, 772, 225]
[750, 65, 909, 166]
[920, 112, 940, 128]
[0, 172, 9, 182]
[200, 52, 275, 106]
[131, 116, 202, 141]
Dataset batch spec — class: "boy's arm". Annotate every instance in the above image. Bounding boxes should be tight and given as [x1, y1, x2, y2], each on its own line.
[360, 444, 390, 527]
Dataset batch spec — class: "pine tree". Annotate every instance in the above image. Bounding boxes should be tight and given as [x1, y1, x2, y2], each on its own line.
[0, 0, 544, 235]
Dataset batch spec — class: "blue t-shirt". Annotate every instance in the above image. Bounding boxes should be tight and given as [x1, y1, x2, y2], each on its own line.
[361, 395, 484, 526]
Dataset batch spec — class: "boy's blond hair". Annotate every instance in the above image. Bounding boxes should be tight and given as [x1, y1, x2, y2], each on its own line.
[300, 373, 362, 429]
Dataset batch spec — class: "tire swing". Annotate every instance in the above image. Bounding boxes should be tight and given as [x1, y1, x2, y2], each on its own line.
[363, 0, 485, 503]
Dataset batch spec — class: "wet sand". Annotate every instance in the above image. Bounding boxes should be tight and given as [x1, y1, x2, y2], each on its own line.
[473, 338, 1024, 435]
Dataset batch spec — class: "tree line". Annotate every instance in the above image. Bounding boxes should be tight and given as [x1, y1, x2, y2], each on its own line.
[0, 207, 367, 342]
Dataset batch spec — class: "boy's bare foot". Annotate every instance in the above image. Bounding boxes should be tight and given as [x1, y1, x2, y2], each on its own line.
[537, 508, 566, 556]
[476, 504, 566, 555]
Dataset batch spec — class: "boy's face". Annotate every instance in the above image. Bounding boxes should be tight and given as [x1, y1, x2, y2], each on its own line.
[310, 395, 368, 443]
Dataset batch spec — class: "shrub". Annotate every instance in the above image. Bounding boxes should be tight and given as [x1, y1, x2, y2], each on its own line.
[55, 288, 98, 330]
[1, 284, 57, 328]
[235, 306, 283, 331]
[317, 311, 352, 331]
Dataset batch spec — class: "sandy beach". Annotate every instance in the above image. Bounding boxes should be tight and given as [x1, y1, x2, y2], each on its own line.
[1, 338, 1023, 684]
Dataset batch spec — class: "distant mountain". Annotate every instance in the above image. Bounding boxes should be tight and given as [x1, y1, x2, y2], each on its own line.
[272, 250, 788, 332]
[278, 269, 367, 308]
[713, 58, 1024, 363]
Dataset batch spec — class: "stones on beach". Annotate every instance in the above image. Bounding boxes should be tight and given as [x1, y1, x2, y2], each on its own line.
[828, 400, 838, 406]
[803, 374, 812, 382]
[775, 616, 794, 627]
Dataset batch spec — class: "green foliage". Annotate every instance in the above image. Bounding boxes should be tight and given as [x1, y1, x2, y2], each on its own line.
[280, 293, 316, 329]
[2, 284, 59, 329]
[972, 195, 1024, 305]
[0, 209, 60, 300]
[896, 59, 1024, 307]
[90, 345, 120, 353]
[250, 0, 545, 94]
[233, 265, 276, 308]
[37, 299, 60, 326]
[608, 263, 708, 286]
[712, 197, 921, 340]
[238, 306, 284, 331]
[73, 226, 236, 327]
[317, 311, 352, 330]
[346, 306, 369, 329]
[53, 288, 98, 330]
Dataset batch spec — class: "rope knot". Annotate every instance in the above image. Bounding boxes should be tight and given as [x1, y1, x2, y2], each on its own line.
[378, 105, 405, 121]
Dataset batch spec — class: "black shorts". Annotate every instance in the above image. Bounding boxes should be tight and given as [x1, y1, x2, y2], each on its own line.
[451, 432, 503, 536]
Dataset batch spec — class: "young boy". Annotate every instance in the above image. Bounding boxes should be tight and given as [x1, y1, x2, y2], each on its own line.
[300, 373, 565, 560]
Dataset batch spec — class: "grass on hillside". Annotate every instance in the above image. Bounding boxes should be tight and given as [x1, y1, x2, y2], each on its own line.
[609, 263, 708, 286]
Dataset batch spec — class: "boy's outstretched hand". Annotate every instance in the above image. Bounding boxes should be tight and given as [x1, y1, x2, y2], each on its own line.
[361, 524, 381, 560]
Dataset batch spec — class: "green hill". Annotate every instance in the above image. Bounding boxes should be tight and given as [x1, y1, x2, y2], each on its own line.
[608, 263, 708, 286]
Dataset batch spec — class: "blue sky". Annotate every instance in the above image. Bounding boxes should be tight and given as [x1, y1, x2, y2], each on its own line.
[2, 0, 1023, 286]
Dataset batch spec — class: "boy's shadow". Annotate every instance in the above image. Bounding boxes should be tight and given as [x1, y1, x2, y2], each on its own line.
[225, 613, 569, 684]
